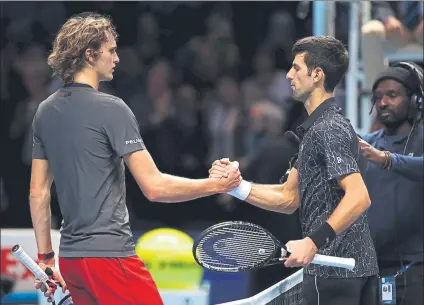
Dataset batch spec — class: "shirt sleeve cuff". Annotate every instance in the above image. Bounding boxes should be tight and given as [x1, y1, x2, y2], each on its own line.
[327, 168, 360, 181]
[117, 144, 145, 158]
[390, 153, 399, 169]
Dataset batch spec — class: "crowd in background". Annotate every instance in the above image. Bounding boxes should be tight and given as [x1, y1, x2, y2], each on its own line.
[1, 1, 423, 296]
[0, 2, 312, 233]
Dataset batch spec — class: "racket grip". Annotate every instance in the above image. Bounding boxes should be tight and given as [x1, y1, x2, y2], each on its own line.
[11, 244, 50, 282]
[312, 254, 356, 270]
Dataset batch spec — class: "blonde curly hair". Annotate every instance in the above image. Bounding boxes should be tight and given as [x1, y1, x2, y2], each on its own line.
[47, 12, 118, 84]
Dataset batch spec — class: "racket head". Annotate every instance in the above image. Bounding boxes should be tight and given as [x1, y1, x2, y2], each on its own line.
[192, 221, 282, 272]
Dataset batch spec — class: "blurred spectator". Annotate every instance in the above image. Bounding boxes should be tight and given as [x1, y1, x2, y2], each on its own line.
[241, 47, 292, 109]
[135, 12, 161, 66]
[242, 100, 286, 171]
[114, 46, 145, 102]
[361, 1, 423, 92]
[175, 84, 200, 131]
[128, 58, 172, 133]
[128, 59, 178, 173]
[175, 84, 209, 177]
[191, 38, 220, 86]
[175, 9, 240, 90]
[144, 89, 181, 173]
[205, 75, 246, 166]
[150, 89, 176, 127]
[9, 46, 51, 165]
[261, 10, 296, 71]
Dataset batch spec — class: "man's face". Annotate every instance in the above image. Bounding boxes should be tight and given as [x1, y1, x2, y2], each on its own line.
[286, 53, 315, 102]
[373, 79, 409, 126]
[92, 33, 120, 81]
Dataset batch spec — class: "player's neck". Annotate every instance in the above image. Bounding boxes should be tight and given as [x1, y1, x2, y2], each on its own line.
[304, 89, 333, 116]
[73, 69, 100, 90]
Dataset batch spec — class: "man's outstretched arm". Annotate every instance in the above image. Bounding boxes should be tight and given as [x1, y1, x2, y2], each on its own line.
[124, 150, 241, 203]
[209, 159, 300, 214]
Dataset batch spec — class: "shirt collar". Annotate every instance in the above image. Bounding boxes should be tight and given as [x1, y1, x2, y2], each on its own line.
[296, 98, 340, 138]
[63, 82, 94, 89]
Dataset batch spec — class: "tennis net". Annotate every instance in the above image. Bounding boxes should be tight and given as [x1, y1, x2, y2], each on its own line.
[216, 269, 303, 305]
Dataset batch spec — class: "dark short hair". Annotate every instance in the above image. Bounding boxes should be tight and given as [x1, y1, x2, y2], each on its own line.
[292, 36, 349, 92]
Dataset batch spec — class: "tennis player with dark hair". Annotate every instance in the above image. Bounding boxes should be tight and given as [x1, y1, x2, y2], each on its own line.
[359, 62, 423, 305]
[210, 36, 379, 305]
[30, 13, 241, 305]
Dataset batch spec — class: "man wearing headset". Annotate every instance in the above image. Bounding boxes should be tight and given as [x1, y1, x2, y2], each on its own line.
[358, 62, 423, 305]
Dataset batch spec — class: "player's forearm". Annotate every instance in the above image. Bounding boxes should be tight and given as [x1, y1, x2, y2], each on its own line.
[246, 183, 299, 214]
[30, 192, 53, 254]
[327, 189, 371, 234]
[147, 173, 219, 203]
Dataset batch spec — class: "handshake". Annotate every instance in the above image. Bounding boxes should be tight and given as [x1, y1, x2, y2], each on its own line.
[208, 158, 252, 201]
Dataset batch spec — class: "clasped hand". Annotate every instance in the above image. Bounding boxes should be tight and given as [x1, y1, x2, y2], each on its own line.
[209, 158, 242, 192]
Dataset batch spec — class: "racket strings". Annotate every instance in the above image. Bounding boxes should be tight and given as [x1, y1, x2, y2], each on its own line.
[196, 225, 276, 270]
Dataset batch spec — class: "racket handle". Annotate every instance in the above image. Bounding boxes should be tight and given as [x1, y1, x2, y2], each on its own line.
[11, 244, 50, 282]
[312, 254, 356, 270]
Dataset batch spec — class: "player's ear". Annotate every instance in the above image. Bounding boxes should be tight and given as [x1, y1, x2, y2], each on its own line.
[84, 49, 95, 65]
[312, 67, 324, 83]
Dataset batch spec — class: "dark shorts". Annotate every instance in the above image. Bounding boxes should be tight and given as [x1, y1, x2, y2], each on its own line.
[302, 274, 378, 305]
[59, 256, 163, 305]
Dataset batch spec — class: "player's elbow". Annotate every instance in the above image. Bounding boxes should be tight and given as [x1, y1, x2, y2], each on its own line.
[284, 206, 298, 214]
[278, 189, 300, 214]
[361, 190, 371, 210]
[284, 199, 300, 214]
[144, 173, 170, 202]
[142, 174, 166, 202]
[358, 183, 371, 210]
[144, 186, 161, 202]
[348, 186, 371, 211]
[341, 173, 371, 211]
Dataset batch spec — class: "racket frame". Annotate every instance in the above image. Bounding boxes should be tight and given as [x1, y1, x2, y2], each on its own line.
[193, 221, 356, 272]
[192, 221, 284, 272]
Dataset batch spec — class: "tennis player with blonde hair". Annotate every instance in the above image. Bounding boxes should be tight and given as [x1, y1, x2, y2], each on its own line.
[30, 12, 241, 305]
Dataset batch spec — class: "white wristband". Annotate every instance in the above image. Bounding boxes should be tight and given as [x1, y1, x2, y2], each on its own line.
[227, 180, 252, 201]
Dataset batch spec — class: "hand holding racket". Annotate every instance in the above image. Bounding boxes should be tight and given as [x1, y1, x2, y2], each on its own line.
[193, 221, 355, 272]
[283, 238, 319, 268]
[11, 245, 68, 304]
[35, 262, 67, 302]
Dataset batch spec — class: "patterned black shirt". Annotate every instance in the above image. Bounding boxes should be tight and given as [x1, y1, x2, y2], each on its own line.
[295, 98, 379, 278]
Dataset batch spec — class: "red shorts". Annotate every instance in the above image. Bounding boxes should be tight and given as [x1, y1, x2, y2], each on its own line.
[59, 256, 163, 305]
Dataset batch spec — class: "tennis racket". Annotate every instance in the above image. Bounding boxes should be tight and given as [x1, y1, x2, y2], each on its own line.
[11, 244, 73, 305]
[192, 221, 356, 272]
